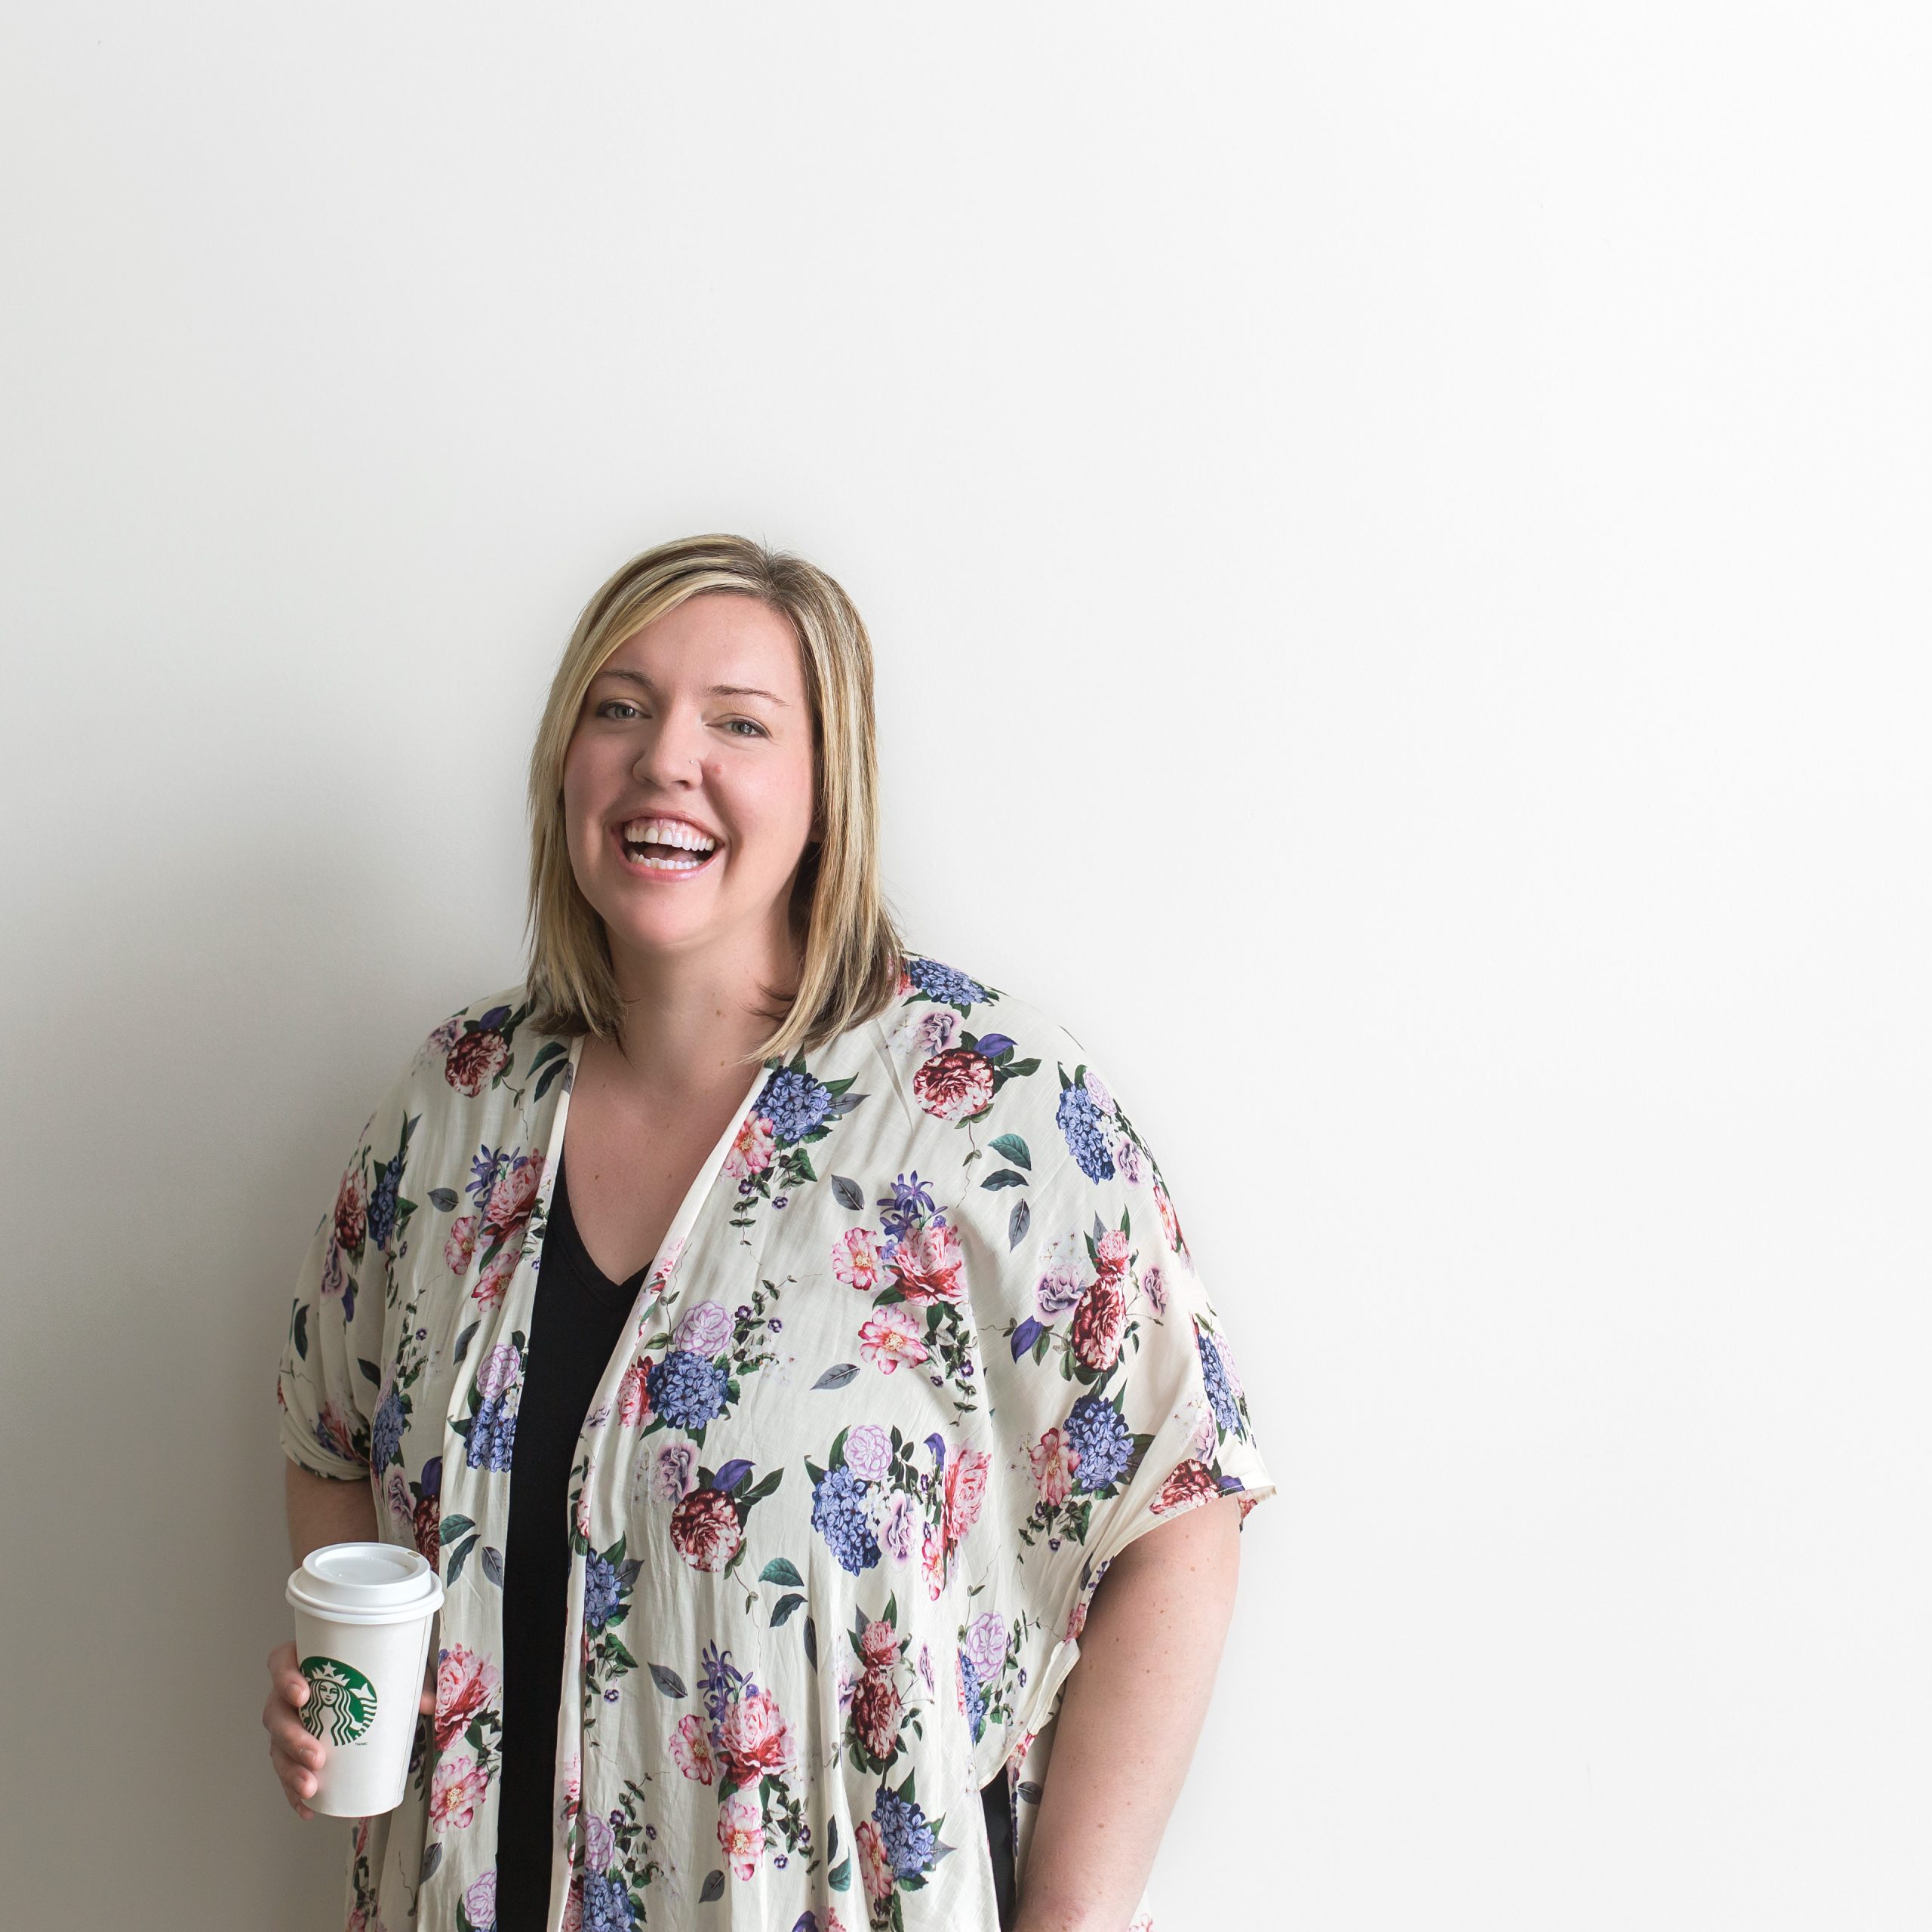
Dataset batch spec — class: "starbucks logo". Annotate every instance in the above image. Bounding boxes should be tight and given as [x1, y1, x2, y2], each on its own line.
[297, 1656, 380, 1746]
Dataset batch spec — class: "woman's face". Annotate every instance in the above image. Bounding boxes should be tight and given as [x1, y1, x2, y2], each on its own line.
[561, 592, 818, 975]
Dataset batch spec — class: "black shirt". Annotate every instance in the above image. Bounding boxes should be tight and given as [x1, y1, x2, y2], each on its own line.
[488, 1148, 1018, 1932]
[493, 1148, 644, 1932]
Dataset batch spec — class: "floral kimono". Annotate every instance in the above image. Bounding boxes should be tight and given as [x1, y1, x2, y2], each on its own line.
[277, 953, 1277, 1932]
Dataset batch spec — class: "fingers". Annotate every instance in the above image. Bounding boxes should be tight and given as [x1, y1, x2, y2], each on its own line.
[264, 1644, 325, 1820]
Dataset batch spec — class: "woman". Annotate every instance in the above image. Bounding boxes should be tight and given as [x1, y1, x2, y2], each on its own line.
[263, 534, 1275, 1932]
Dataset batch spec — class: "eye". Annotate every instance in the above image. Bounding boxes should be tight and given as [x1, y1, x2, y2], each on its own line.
[724, 718, 768, 739]
[595, 700, 641, 721]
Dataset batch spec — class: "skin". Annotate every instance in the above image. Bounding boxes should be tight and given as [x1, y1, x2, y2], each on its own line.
[269, 590, 1245, 1918]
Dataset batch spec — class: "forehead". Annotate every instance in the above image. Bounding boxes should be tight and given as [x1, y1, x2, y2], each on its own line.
[598, 592, 804, 700]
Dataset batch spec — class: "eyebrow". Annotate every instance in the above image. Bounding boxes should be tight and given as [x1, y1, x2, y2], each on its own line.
[595, 666, 789, 706]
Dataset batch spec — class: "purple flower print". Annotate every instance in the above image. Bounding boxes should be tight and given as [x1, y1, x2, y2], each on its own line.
[583, 1812, 616, 1869]
[672, 1300, 733, 1356]
[1081, 1068, 1115, 1116]
[843, 1424, 892, 1482]
[878, 1490, 918, 1563]
[1198, 1332, 1242, 1438]
[478, 1343, 521, 1401]
[462, 1869, 497, 1929]
[962, 1611, 1008, 1683]
[371, 1381, 406, 1473]
[811, 1465, 881, 1574]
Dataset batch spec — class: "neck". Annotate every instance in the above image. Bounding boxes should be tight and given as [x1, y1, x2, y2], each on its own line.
[601, 927, 801, 1095]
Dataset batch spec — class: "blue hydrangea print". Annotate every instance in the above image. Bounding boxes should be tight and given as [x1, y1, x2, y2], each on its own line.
[1064, 1393, 1133, 1493]
[582, 1869, 635, 1932]
[811, 1464, 881, 1574]
[873, 1786, 939, 1878]
[584, 1550, 623, 1631]
[646, 1350, 729, 1430]
[1198, 1331, 1242, 1438]
[368, 1156, 401, 1255]
[755, 1067, 833, 1146]
[370, 1383, 406, 1473]
[905, 956, 987, 1010]
[1056, 1082, 1115, 1183]
[466, 1395, 517, 1472]
[958, 1650, 986, 1744]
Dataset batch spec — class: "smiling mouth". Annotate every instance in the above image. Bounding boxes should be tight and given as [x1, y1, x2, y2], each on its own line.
[613, 826, 721, 875]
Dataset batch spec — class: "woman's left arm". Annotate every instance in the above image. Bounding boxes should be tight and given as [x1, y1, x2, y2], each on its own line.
[1012, 1494, 1245, 1932]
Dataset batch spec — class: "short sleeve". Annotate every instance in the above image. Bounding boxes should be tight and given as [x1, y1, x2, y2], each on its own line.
[972, 1038, 1277, 1777]
[275, 1058, 418, 1484]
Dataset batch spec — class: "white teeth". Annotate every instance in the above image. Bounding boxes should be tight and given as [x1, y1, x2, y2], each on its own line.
[620, 818, 718, 852]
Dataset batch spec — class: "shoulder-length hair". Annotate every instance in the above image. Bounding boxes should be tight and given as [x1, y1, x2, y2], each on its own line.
[521, 534, 908, 1065]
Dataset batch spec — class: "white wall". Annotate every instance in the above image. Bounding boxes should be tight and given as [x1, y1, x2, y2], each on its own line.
[2, 5, 1925, 1927]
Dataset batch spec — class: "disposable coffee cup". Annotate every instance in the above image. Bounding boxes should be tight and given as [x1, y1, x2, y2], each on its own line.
[285, 1542, 445, 1817]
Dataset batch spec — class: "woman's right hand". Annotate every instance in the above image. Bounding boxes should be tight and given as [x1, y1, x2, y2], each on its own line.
[264, 1639, 438, 1820]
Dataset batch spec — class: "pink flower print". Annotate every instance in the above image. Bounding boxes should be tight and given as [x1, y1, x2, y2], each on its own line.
[319, 1240, 347, 1301]
[921, 1518, 947, 1600]
[333, 1169, 368, 1254]
[673, 1300, 733, 1356]
[572, 1479, 594, 1543]
[1152, 1459, 1220, 1518]
[1069, 1278, 1127, 1371]
[1140, 1262, 1168, 1315]
[1029, 1426, 1080, 1509]
[670, 1487, 743, 1571]
[428, 1751, 488, 1829]
[670, 1712, 717, 1784]
[435, 1644, 503, 1752]
[850, 1665, 903, 1761]
[854, 1817, 893, 1904]
[859, 1304, 928, 1374]
[445, 1214, 480, 1274]
[888, 1220, 965, 1304]
[912, 1047, 995, 1123]
[724, 1113, 776, 1181]
[1082, 1068, 1116, 1115]
[1094, 1226, 1131, 1287]
[719, 1688, 795, 1786]
[1189, 1407, 1217, 1462]
[646, 1232, 686, 1294]
[943, 1447, 989, 1547]
[471, 1245, 521, 1310]
[859, 1618, 902, 1670]
[717, 1786, 764, 1881]
[562, 1873, 583, 1932]
[617, 1358, 652, 1426]
[315, 1399, 359, 1465]
[844, 1424, 893, 1482]
[561, 1754, 580, 1826]
[484, 1152, 544, 1233]
[654, 1442, 698, 1502]
[445, 1028, 509, 1097]
[831, 1226, 884, 1292]
[1153, 1175, 1187, 1257]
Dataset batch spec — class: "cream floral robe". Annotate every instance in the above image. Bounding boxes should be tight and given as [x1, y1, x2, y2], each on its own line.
[278, 954, 1277, 1932]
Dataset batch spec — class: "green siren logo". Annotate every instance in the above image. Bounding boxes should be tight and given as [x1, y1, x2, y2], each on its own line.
[298, 1656, 380, 1746]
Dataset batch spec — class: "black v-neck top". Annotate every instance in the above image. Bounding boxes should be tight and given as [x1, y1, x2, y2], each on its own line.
[488, 1151, 1018, 1932]
[492, 1149, 646, 1932]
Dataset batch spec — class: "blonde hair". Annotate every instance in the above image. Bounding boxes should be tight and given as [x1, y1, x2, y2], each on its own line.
[522, 534, 909, 1063]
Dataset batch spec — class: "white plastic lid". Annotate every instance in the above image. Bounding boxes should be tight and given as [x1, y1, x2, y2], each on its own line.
[287, 1542, 445, 1625]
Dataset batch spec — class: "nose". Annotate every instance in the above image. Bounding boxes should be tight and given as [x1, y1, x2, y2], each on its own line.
[629, 699, 708, 784]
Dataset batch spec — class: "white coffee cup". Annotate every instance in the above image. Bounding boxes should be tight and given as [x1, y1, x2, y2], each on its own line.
[286, 1542, 445, 1817]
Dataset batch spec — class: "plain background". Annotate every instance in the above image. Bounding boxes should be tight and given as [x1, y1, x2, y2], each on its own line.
[2, 5, 1926, 1927]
